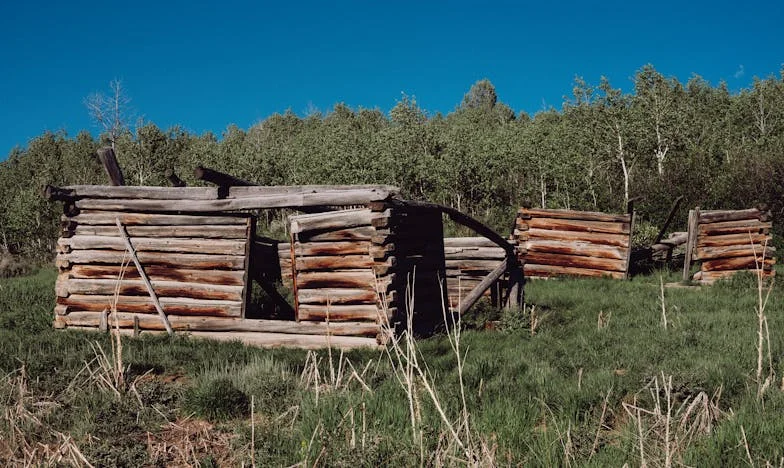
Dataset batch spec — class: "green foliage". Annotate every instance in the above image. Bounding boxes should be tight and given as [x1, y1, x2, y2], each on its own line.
[184, 378, 250, 421]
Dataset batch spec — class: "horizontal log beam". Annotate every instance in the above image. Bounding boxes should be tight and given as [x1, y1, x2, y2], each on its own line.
[702, 256, 775, 272]
[526, 240, 627, 260]
[524, 264, 626, 279]
[299, 226, 375, 242]
[56, 251, 245, 270]
[290, 209, 373, 234]
[524, 252, 627, 272]
[57, 295, 242, 317]
[698, 208, 763, 224]
[297, 304, 384, 322]
[519, 208, 630, 223]
[66, 224, 248, 239]
[68, 265, 245, 286]
[696, 233, 770, 248]
[517, 228, 630, 248]
[698, 220, 772, 236]
[293, 241, 372, 256]
[297, 288, 380, 305]
[64, 278, 244, 301]
[58, 236, 246, 255]
[296, 255, 378, 271]
[63, 212, 249, 226]
[519, 218, 630, 235]
[695, 244, 776, 261]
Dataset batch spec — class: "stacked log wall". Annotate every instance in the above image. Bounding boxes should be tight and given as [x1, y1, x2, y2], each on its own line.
[443, 237, 507, 308]
[289, 209, 392, 339]
[513, 208, 633, 279]
[691, 208, 776, 284]
[54, 210, 253, 331]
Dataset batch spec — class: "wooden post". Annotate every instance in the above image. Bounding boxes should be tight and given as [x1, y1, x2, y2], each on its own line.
[97, 147, 125, 186]
[682, 207, 700, 282]
[115, 219, 174, 335]
[624, 202, 636, 280]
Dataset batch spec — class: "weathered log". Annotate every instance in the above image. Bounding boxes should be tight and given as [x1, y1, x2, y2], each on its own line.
[67, 224, 248, 239]
[293, 241, 371, 257]
[683, 208, 700, 281]
[697, 269, 775, 284]
[443, 237, 503, 248]
[66, 278, 244, 301]
[526, 240, 626, 260]
[297, 288, 379, 305]
[299, 226, 375, 242]
[696, 233, 770, 248]
[296, 271, 392, 290]
[517, 228, 630, 248]
[698, 220, 772, 236]
[58, 236, 246, 255]
[49, 185, 216, 201]
[297, 304, 384, 322]
[369, 243, 395, 259]
[57, 295, 243, 316]
[444, 246, 506, 258]
[524, 264, 626, 279]
[63, 212, 249, 226]
[290, 209, 373, 234]
[519, 208, 630, 223]
[695, 244, 776, 261]
[698, 208, 761, 224]
[445, 259, 508, 271]
[702, 256, 775, 272]
[68, 265, 245, 285]
[519, 218, 630, 235]
[56, 251, 245, 270]
[186, 331, 383, 350]
[97, 147, 125, 186]
[57, 312, 380, 336]
[295, 255, 377, 271]
[525, 252, 627, 272]
[75, 190, 390, 212]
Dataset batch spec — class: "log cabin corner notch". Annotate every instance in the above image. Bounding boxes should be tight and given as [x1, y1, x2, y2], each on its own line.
[44, 148, 523, 349]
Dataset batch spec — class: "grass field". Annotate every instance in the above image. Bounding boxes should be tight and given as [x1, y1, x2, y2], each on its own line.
[1, 267, 782, 466]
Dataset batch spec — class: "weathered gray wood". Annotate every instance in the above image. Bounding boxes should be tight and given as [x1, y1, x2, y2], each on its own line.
[525, 240, 626, 260]
[299, 226, 375, 242]
[519, 217, 630, 235]
[696, 233, 770, 248]
[74, 190, 393, 212]
[66, 278, 244, 301]
[695, 244, 776, 261]
[702, 256, 775, 272]
[68, 265, 245, 285]
[297, 288, 379, 305]
[457, 259, 507, 314]
[624, 209, 635, 279]
[59, 236, 246, 255]
[524, 264, 626, 279]
[290, 209, 373, 234]
[445, 259, 509, 270]
[295, 255, 379, 272]
[97, 147, 125, 186]
[697, 269, 775, 284]
[297, 304, 383, 322]
[518, 228, 631, 248]
[525, 252, 627, 272]
[699, 208, 762, 224]
[116, 219, 173, 335]
[64, 212, 248, 226]
[444, 246, 506, 258]
[57, 312, 380, 336]
[56, 251, 245, 270]
[683, 208, 699, 281]
[443, 237, 503, 248]
[294, 241, 372, 256]
[68, 225, 248, 239]
[296, 271, 393, 290]
[698, 220, 772, 236]
[519, 208, 630, 223]
[58, 295, 243, 317]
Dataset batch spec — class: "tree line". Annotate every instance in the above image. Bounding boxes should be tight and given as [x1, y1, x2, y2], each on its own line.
[1, 65, 783, 258]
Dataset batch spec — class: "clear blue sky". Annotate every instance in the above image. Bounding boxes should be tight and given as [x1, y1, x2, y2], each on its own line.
[1, 0, 782, 158]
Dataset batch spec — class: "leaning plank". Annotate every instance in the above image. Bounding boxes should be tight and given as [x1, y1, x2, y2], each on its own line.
[58, 295, 242, 317]
[58, 312, 379, 337]
[75, 190, 390, 212]
[297, 304, 384, 322]
[522, 218, 630, 235]
[58, 236, 246, 255]
[294, 241, 372, 256]
[457, 259, 507, 314]
[297, 288, 379, 305]
[67, 279, 244, 301]
[525, 252, 627, 272]
[519, 228, 630, 248]
[116, 219, 173, 335]
[526, 240, 626, 260]
[694, 244, 776, 261]
[96, 148, 125, 186]
[698, 209, 761, 224]
[63, 212, 248, 226]
[68, 225, 248, 239]
[290, 209, 373, 234]
[519, 208, 630, 223]
[57, 251, 245, 270]
[524, 264, 626, 279]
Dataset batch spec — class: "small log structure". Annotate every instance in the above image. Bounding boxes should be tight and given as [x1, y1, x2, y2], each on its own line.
[44, 151, 522, 349]
[513, 208, 634, 279]
[687, 208, 776, 284]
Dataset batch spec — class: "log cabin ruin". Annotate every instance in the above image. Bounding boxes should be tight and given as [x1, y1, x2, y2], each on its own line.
[45, 148, 524, 349]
